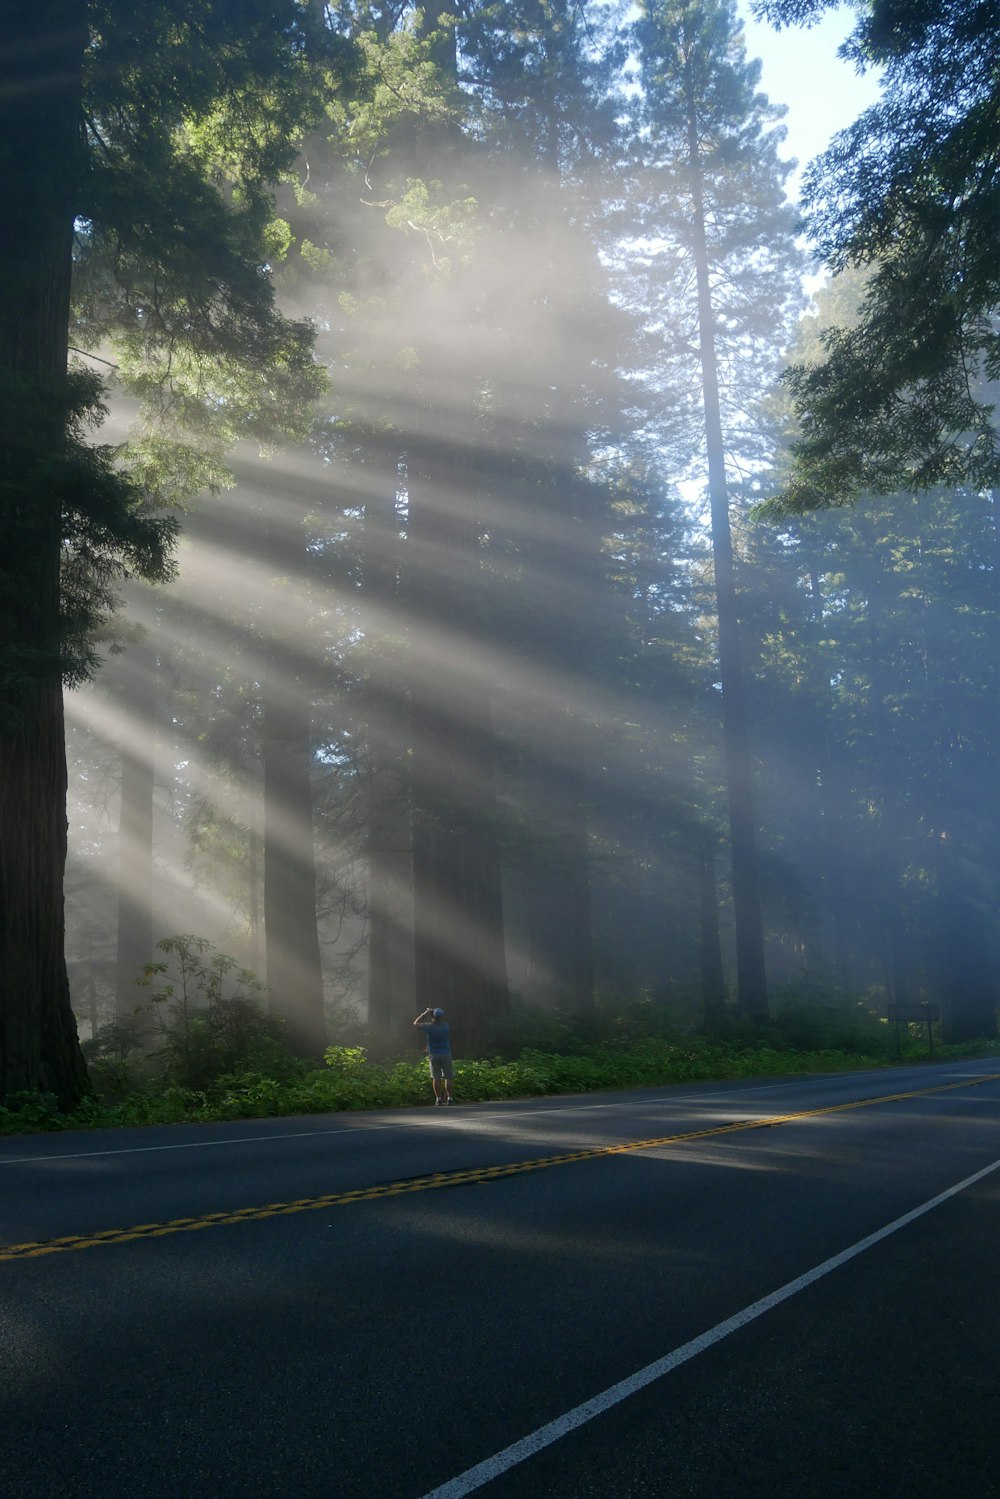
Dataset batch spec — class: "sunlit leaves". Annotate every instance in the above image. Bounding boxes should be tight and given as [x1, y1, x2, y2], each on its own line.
[755, 0, 1000, 504]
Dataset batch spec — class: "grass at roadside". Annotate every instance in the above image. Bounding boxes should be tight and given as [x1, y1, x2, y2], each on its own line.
[2, 1033, 996, 1136]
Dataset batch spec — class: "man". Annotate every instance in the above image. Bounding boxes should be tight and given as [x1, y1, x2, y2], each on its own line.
[413, 1006, 454, 1106]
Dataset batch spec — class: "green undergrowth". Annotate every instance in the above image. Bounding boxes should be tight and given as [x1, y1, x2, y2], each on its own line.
[2, 1033, 996, 1137]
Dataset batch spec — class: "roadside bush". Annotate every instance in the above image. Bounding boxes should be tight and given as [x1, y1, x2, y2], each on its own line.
[767, 990, 892, 1056]
[141, 935, 292, 1090]
[0, 1091, 63, 1131]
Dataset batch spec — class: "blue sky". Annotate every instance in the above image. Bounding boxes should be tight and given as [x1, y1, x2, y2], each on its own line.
[738, 2, 883, 200]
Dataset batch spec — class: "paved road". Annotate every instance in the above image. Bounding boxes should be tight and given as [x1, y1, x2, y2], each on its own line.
[1, 1059, 998, 1499]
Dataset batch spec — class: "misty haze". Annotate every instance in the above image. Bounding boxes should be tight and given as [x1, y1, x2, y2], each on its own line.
[0, 0, 994, 1156]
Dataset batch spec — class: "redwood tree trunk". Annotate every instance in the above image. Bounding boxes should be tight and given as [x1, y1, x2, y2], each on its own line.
[699, 833, 727, 1031]
[407, 425, 509, 1056]
[521, 748, 595, 1016]
[115, 634, 156, 1032]
[260, 497, 326, 1057]
[262, 669, 327, 1056]
[686, 93, 768, 1021]
[363, 435, 414, 1051]
[0, 2, 90, 1107]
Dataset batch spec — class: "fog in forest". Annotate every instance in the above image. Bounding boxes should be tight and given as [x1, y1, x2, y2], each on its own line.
[58, 0, 1000, 1068]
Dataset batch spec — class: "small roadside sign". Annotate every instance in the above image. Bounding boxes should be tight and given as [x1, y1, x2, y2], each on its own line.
[887, 1004, 941, 1058]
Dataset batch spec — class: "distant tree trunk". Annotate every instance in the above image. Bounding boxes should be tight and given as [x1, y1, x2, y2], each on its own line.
[248, 828, 261, 974]
[363, 435, 414, 1051]
[502, 358, 598, 1020]
[935, 891, 998, 1043]
[879, 914, 894, 1008]
[262, 670, 326, 1055]
[699, 833, 727, 1031]
[260, 496, 326, 1057]
[651, 914, 673, 1008]
[521, 751, 594, 1015]
[87, 962, 99, 1043]
[804, 557, 851, 991]
[687, 99, 768, 1021]
[412, 816, 507, 1055]
[115, 633, 156, 1033]
[367, 836, 414, 1048]
[407, 425, 508, 1056]
[890, 917, 909, 1009]
[0, 4, 90, 1108]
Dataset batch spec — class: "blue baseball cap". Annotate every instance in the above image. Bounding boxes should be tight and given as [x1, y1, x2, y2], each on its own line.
[432, 1007, 444, 1018]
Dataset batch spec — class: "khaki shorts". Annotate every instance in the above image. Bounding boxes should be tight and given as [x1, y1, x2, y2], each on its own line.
[429, 1055, 454, 1080]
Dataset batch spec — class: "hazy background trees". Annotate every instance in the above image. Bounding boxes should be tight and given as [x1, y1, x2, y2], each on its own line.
[4, 0, 997, 1109]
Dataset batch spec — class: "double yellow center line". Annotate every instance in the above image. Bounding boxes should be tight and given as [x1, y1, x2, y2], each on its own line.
[2, 1073, 997, 1264]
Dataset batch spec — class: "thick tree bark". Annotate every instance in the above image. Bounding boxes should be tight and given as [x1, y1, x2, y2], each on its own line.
[115, 634, 156, 1033]
[0, 2, 90, 1107]
[407, 425, 508, 1056]
[686, 96, 769, 1021]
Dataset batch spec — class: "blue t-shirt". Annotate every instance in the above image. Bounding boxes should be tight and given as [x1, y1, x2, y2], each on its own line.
[419, 1022, 451, 1057]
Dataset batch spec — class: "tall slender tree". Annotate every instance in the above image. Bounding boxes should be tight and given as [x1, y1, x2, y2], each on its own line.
[456, 0, 628, 1018]
[629, 0, 804, 1018]
[114, 617, 157, 1030]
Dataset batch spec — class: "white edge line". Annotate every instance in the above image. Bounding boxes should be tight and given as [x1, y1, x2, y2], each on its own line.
[0, 1095, 805, 1164]
[417, 1154, 1000, 1499]
[2, 1060, 995, 1166]
[0, 1126, 389, 1165]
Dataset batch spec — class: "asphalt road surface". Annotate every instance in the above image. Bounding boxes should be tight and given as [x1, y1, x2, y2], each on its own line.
[2, 1058, 998, 1499]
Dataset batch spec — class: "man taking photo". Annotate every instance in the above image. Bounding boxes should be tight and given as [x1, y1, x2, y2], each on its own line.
[413, 1007, 454, 1106]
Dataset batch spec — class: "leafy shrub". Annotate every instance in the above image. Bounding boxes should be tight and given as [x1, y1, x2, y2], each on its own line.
[0, 1091, 63, 1132]
[323, 1045, 370, 1073]
[141, 935, 290, 1090]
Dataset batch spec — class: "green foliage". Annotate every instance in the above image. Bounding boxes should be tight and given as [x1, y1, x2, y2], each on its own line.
[0, 368, 177, 710]
[3, 0, 348, 711]
[330, 15, 461, 157]
[382, 180, 480, 274]
[79, 1021, 144, 1102]
[755, 0, 1000, 505]
[323, 1045, 371, 1073]
[0, 1092, 63, 1130]
[138, 934, 284, 1091]
[61, 0, 344, 642]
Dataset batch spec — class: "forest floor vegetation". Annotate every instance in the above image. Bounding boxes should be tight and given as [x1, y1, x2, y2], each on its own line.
[2, 989, 996, 1136]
